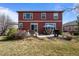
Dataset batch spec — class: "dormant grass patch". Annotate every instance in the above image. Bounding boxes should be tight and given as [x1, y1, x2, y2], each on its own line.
[0, 36, 79, 56]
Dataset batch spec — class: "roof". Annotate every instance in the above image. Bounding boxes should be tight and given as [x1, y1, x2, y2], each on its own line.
[63, 20, 77, 26]
[17, 11, 64, 13]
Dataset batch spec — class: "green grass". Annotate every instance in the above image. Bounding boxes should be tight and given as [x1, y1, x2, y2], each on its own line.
[0, 36, 79, 56]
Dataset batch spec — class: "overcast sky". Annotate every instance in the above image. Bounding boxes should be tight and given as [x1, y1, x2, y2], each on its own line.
[0, 3, 78, 24]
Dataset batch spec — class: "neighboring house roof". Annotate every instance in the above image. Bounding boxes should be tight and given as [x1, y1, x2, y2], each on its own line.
[17, 11, 64, 13]
[63, 20, 77, 26]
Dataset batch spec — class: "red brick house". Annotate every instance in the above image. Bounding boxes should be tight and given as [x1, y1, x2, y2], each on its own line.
[17, 11, 63, 34]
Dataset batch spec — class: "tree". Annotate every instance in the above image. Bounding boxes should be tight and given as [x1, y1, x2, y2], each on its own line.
[63, 4, 79, 34]
[75, 4, 79, 34]
[0, 8, 18, 36]
[0, 13, 17, 35]
[77, 16, 79, 33]
[0, 14, 10, 35]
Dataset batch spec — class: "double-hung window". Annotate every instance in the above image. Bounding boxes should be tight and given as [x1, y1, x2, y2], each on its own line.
[41, 13, 46, 19]
[23, 13, 33, 20]
[53, 13, 58, 20]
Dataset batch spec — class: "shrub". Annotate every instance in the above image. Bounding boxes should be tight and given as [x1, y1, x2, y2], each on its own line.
[73, 32, 79, 35]
[59, 30, 62, 35]
[3, 28, 17, 40]
[65, 36, 72, 41]
[5, 34, 16, 40]
[14, 30, 27, 39]
[4, 30, 27, 41]
[53, 30, 60, 37]
[62, 35, 72, 41]
[7, 28, 17, 36]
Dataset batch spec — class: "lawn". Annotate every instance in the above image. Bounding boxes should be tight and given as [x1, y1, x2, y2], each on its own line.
[0, 36, 79, 56]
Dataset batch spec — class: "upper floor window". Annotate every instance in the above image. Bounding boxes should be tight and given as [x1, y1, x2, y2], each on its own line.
[41, 13, 46, 19]
[53, 13, 58, 20]
[23, 13, 33, 20]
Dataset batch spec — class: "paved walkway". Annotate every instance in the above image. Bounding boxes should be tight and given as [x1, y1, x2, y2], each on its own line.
[37, 34, 54, 38]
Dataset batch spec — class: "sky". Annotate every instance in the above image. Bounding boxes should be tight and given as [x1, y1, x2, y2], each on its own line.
[0, 3, 78, 24]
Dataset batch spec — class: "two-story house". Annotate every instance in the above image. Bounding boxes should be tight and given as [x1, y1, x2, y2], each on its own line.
[17, 11, 63, 34]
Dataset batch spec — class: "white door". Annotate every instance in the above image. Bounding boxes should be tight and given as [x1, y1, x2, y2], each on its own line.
[30, 23, 38, 32]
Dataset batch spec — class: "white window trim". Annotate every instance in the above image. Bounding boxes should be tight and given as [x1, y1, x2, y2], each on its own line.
[53, 13, 58, 20]
[41, 13, 46, 19]
[23, 13, 33, 20]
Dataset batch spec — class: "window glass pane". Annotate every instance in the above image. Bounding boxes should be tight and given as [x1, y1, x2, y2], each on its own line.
[19, 23, 23, 29]
[42, 16, 45, 18]
[26, 14, 31, 18]
[24, 13, 32, 19]
[41, 13, 46, 19]
[31, 25, 34, 30]
[45, 23, 56, 30]
[53, 13, 58, 20]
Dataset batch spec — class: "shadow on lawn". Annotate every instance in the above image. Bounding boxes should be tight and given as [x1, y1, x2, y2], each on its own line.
[0, 36, 22, 42]
[0, 39, 22, 42]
